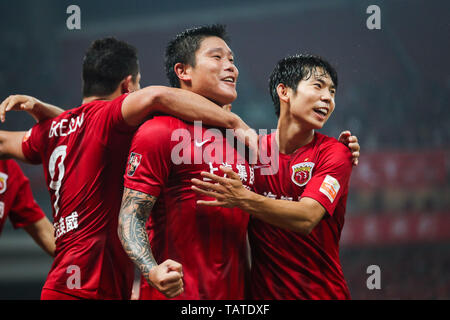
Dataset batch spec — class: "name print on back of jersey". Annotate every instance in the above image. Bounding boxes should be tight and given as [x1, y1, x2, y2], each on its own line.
[49, 113, 85, 138]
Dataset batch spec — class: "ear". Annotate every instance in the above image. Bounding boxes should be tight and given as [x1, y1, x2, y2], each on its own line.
[174, 62, 192, 84]
[276, 83, 290, 104]
[120, 75, 134, 94]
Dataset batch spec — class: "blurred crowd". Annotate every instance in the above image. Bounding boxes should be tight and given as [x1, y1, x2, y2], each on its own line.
[342, 242, 450, 299]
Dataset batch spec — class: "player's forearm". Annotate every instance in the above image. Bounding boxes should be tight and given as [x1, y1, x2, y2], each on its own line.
[239, 191, 319, 235]
[123, 86, 244, 129]
[24, 217, 56, 257]
[118, 188, 158, 283]
[155, 87, 242, 129]
[0, 131, 28, 162]
[31, 101, 65, 122]
[0, 94, 64, 123]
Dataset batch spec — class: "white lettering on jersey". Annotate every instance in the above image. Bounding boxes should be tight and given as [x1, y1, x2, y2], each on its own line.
[263, 192, 278, 199]
[49, 113, 85, 138]
[54, 211, 79, 239]
[262, 192, 295, 201]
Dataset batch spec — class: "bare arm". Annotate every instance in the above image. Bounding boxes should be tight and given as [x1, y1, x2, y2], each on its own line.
[0, 130, 28, 162]
[118, 187, 184, 298]
[230, 192, 325, 235]
[118, 188, 158, 274]
[23, 217, 56, 257]
[121, 86, 246, 130]
[0, 95, 64, 123]
[192, 166, 325, 235]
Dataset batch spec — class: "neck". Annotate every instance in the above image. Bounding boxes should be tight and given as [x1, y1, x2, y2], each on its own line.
[82, 88, 123, 104]
[276, 114, 315, 155]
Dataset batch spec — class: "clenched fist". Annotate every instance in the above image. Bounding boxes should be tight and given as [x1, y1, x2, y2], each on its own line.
[148, 259, 184, 299]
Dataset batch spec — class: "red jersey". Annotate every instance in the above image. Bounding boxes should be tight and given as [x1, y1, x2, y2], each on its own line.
[0, 160, 45, 234]
[124, 116, 252, 300]
[22, 94, 136, 299]
[249, 132, 352, 300]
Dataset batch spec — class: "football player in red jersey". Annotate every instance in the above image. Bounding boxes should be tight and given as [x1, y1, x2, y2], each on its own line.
[193, 54, 355, 299]
[1, 96, 62, 258]
[0, 159, 55, 257]
[0, 37, 251, 300]
[120, 25, 252, 300]
[120, 26, 359, 300]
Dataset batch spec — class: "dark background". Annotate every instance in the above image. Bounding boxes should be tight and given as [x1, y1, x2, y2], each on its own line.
[0, 0, 449, 299]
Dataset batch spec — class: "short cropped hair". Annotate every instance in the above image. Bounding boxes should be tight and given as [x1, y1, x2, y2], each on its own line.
[165, 24, 230, 88]
[82, 37, 139, 97]
[269, 54, 338, 117]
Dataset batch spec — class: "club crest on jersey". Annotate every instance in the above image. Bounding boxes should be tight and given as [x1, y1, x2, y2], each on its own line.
[127, 153, 142, 177]
[0, 172, 8, 194]
[291, 162, 314, 187]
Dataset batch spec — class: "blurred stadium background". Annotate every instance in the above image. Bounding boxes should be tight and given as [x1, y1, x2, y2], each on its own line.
[0, 0, 449, 299]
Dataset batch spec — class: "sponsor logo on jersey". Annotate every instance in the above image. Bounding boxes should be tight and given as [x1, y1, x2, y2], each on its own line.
[291, 162, 314, 187]
[319, 174, 340, 203]
[194, 139, 211, 148]
[0, 172, 8, 194]
[127, 152, 142, 177]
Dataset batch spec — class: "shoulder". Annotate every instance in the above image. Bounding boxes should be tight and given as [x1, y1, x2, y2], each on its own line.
[136, 115, 189, 134]
[75, 100, 109, 117]
[0, 159, 18, 173]
[5, 159, 20, 171]
[73, 95, 127, 119]
[317, 133, 351, 155]
[1, 159, 25, 181]
[36, 105, 85, 127]
[29, 106, 86, 137]
[131, 116, 190, 149]
[315, 133, 352, 166]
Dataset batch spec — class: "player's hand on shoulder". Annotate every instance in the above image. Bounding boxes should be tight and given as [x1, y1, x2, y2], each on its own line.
[148, 259, 184, 299]
[338, 130, 360, 166]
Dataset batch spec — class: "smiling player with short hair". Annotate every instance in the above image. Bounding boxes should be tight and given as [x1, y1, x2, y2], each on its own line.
[192, 54, 353, 299]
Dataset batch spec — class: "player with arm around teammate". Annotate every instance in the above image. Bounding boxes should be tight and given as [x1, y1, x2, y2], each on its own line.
[120, 26, 360, 300]
[192, 54, 355, 299]
[0, 37, 251, 300]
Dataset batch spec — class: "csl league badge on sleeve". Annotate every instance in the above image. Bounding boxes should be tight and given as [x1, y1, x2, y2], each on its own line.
[127, 152, 142, 177]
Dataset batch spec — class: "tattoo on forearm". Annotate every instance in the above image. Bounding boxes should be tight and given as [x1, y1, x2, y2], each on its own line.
[118, 188, 158, 281]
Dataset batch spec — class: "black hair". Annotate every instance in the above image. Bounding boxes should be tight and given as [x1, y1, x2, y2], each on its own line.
[165, 24, 230, 88]
[269, 54, 338, 117]
[82, 37, 139, 97]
